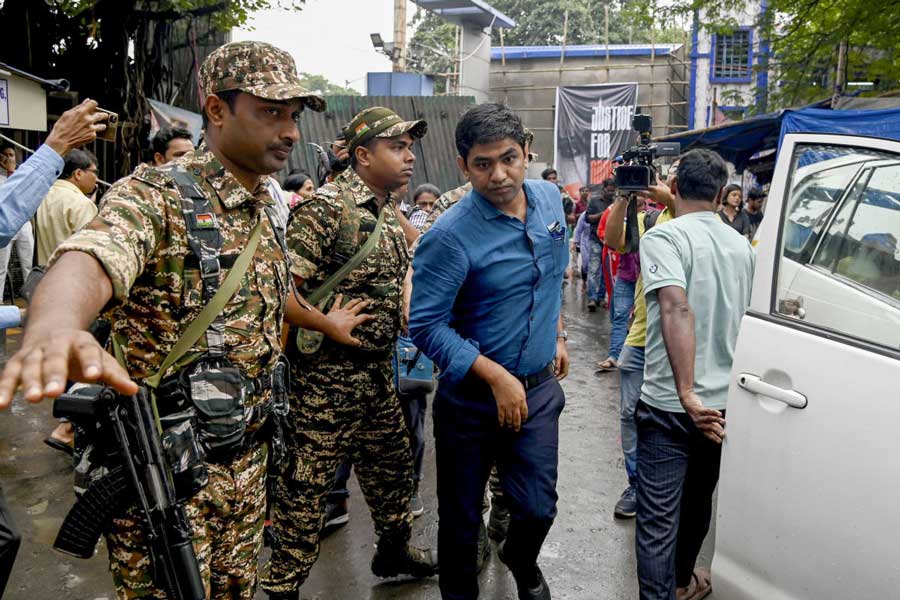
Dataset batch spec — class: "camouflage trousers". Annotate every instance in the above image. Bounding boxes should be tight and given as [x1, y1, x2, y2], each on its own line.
[261, 354, 414, 594]
[106, 443, 267, 599]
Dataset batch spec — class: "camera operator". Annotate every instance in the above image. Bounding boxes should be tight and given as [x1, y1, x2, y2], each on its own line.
[603, 160, 678, 520]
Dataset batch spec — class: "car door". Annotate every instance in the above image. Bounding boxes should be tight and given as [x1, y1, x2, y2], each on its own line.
[713, 133, 900, 600]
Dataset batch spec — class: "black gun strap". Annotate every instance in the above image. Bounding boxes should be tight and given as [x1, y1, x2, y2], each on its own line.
[171, 169, 227, 360]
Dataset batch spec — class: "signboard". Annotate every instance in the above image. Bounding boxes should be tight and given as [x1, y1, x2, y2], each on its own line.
[553, 83, 638, 188]
[0, 79, 9, 126]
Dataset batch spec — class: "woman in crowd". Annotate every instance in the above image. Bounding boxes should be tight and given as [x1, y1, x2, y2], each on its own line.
[407, 183, 441, 230]
[718, 183, 752, 239]
[283, 170, 316, 209]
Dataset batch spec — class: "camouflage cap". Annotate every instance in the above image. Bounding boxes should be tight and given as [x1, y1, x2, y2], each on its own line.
[342, 106, 427, 153]
[200, 41, 326, 112]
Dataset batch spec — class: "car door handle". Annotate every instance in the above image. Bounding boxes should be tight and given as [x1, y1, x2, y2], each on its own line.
[737, 374, 808, 409]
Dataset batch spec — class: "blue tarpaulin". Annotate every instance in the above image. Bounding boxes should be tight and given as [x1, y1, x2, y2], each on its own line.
[656, 102, 900, 171]
[779, 107, 900, 147]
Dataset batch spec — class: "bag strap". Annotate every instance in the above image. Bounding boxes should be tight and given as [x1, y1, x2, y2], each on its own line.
[144, 216, 264, 389]
[307, 204, 386, 305]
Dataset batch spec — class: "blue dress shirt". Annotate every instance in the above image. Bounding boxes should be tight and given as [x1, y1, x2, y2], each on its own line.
[0, 305, 22, 329]
[0, 144, 64, 247]
[410, 179, 568, 389]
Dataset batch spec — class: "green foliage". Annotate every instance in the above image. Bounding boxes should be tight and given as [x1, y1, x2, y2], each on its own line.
[298, 72, 361, 96]
[666, 0, 900, 111]
[57, 0, 305, 31]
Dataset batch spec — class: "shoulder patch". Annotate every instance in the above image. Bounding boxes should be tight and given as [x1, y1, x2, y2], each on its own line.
[316, 184, 339, 200]
[130, 163, 176, 190]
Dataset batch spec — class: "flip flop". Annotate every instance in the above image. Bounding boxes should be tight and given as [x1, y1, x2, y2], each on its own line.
[43, 436, 74, 456]
[595, 357, 619, 372]
[680, 568, 712, 600]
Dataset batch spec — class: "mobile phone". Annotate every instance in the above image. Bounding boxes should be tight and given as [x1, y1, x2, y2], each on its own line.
[95, 108, 119, 143]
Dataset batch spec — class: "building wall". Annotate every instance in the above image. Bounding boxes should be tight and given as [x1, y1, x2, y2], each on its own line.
[489, 48, 688, 168]
[690, 1, 768, 129]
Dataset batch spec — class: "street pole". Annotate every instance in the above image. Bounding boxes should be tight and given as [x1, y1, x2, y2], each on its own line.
[393, 0, 407, 72]
[831, 39, 848, 108]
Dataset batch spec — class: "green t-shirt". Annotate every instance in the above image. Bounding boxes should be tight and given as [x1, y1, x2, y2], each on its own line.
[639, 211, 755, 413]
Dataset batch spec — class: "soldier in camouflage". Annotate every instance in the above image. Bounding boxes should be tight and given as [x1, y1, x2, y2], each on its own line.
[261, 106, 438, 599]
[0, 40, 330, 599]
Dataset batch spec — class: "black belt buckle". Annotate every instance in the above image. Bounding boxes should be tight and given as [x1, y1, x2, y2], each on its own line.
[517, 363, 554, 391]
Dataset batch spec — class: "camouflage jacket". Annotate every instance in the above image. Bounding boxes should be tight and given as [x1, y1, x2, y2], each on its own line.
[54, 145, 290, 400]
[421, 181, 472, 235]
[286, 167, 409, 355]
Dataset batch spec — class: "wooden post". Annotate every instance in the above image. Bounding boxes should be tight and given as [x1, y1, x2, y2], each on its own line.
[393, 0, 407, 72]
[604, 2, 610, 83]
[831, 39, 848, 108]
[560, 9, 569, 85]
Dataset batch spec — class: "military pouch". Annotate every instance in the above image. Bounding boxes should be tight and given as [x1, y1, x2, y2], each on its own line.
[295, 294, 331, 355]
[158, 408, 209, 500]
[294, 205, 386, 356]
[185, 358, 246, 454]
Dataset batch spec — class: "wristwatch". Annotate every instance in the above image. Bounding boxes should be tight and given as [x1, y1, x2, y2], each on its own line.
[557, 330, 568, 341]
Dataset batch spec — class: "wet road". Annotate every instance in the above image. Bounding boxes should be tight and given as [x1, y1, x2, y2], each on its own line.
[0, 277, 713, 599]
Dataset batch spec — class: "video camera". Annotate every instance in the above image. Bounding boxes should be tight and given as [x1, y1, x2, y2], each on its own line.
[614, 112, 681, 191]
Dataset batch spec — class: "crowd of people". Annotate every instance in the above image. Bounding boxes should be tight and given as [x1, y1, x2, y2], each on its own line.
[0, 38, 763, 600]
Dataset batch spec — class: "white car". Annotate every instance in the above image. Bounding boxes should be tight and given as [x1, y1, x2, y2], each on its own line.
[713, 133, 900, 599]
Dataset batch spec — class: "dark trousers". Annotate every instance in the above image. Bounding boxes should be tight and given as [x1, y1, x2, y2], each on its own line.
[400, 392, 428, 485]
[635, 401, 723, 600]
[327, 391, 428, 502]
[0, 485, 21, 595]
[327, 458, 352, 503]
[434, 375, 565, 600]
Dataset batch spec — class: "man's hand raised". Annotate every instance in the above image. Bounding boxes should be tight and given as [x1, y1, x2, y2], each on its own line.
[0, 329, 137, 409]
[44, 99, 109, 157]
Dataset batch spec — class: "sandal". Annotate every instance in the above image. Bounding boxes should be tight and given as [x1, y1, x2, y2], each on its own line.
[676, 568, 712, 600]
[595, 357, 619, 372]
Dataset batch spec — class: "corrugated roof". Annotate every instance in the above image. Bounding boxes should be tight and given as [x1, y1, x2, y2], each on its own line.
[491, 44, 683, 61]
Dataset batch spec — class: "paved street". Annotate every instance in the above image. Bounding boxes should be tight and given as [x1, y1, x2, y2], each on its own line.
[0, 276, 713, 599]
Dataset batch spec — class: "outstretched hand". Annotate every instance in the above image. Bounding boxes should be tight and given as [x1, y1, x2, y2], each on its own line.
[325, 293, 373, 347]
[0, 328, 137, 410]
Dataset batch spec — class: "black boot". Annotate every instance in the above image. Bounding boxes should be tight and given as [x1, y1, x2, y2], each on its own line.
[371, 538, 439, 579]
[499, 541, 551, 600]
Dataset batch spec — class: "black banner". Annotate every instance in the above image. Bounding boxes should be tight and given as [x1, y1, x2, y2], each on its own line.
[554, 83, 638, 189]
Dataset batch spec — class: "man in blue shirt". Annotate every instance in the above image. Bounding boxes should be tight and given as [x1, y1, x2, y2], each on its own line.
[410, 103, 569, 600]
[0, 99, 107, 247]
[0, 98, 105, 597]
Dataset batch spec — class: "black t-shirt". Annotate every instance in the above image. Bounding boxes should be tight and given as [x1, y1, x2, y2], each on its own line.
[586, 196, 613, 218]
[718, 209, 752, 237]
[747, 211, 764, 227]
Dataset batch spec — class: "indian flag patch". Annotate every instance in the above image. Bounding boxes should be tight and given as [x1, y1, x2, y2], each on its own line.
[196, 213, 217, 229]
[355, 122, 370, 136]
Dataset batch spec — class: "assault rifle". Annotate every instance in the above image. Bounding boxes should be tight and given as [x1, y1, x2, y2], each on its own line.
[53, 386, 205, 600]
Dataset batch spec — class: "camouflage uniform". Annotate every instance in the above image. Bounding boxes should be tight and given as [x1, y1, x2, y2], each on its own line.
[53, 40, 325, 599]
[262, 112, 427, 593]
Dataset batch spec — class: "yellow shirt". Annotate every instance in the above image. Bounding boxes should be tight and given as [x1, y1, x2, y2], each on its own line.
[624, 207, 673, 348]
[35, 179, 98, 265]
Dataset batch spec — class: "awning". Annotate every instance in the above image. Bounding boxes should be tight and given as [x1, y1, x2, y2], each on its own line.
[411, 0, 516, 28]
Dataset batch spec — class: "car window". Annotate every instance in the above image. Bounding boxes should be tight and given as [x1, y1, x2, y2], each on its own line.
[776, 143, 900, 351]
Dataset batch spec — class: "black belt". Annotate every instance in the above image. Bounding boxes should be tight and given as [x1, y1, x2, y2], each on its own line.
[515, 364, 554, 391]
